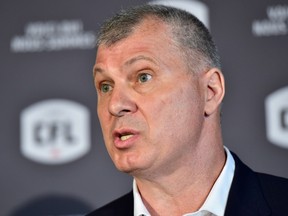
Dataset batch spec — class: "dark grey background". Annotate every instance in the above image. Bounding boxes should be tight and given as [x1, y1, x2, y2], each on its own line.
[1, 0, 287, 215]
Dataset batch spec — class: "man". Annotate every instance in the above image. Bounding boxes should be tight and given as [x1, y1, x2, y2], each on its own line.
[87, 4, 288, 216]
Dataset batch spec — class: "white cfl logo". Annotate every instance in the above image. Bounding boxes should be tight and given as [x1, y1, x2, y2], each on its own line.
[20, 99, 90, 164]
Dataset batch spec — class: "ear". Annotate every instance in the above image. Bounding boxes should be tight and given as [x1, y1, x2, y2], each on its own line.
[203, 68, 225, 117]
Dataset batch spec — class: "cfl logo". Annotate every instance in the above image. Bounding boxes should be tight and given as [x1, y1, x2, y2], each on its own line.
[265, 86, 288, 149]
[34, 121, 75, 145]
[20, 99, 90, 164]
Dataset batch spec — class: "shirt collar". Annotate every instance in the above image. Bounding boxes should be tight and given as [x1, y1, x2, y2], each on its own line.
[133, 179, 150, 216]
[133, 147, 235, 216]
[193, 147, 235, 216]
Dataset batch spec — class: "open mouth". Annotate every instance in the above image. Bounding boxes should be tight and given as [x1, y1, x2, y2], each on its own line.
[113, 129, 138, 148]
[113, 129, 137, 142]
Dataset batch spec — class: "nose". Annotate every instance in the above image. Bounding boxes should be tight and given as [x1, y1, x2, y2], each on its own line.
[108, 86, 137, 117]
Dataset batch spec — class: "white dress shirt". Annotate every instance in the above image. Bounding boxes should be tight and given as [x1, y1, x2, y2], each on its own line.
[133, 147, 235, 216]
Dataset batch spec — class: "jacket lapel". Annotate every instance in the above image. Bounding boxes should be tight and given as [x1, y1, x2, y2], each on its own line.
[224, 153, 271, 216]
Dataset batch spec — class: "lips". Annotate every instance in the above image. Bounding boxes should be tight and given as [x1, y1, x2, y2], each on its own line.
[113, 129, 139, 149]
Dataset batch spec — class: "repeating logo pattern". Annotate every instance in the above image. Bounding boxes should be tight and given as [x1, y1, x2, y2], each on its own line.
[10, 19, 96, 52]
[252, 5, 288, 37]
[20, 99, 91, 164]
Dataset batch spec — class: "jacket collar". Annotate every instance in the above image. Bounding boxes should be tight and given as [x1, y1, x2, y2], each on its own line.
[225, 153, 271, 216]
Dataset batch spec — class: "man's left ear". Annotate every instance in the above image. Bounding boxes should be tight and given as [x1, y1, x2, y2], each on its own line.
[203, 68, 225, 117]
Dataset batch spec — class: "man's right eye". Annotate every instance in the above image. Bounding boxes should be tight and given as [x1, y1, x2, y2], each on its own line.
[100, 83, 112, 93]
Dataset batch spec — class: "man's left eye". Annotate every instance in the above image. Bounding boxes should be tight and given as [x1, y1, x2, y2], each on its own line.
[138, 73, 152, 83]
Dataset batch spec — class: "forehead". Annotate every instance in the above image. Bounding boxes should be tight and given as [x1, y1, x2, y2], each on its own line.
[95, 18, 179, 67]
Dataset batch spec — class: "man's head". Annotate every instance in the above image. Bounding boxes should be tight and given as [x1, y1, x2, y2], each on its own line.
[93, 4, 225, 179]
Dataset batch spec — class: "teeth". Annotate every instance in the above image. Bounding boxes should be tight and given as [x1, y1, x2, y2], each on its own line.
[120, 134, 133, 141]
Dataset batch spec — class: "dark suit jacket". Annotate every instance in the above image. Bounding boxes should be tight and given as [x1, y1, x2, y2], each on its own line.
[86, 153, 288, 216]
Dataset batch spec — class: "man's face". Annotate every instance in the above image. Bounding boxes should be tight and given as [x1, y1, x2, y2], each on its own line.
[94, 19, 207, 178]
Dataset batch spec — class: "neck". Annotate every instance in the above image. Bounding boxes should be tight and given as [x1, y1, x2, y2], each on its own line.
[134, 143, 226, 215]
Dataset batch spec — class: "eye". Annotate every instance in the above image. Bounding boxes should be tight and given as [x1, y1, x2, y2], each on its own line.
[100, 83, 112, 93]
[138, 73, 152, 83]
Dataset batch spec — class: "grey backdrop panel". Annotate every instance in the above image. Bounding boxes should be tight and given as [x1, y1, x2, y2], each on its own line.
[1, 0, 287, 215]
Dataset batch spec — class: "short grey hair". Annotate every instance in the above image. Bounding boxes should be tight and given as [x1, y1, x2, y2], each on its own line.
[97, 4, 221, 73]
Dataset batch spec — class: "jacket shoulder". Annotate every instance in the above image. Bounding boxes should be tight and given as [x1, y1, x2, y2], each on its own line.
[85, 191, 133, 216]
[226, 152, 288, 216]
[257, 172, 288, 211]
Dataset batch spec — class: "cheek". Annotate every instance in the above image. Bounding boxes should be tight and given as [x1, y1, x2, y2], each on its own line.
[147, 86, 204, 138]
[155, 86, 200, 116]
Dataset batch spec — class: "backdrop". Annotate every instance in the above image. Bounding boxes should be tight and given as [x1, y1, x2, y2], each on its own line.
[1, 0, 288, 215]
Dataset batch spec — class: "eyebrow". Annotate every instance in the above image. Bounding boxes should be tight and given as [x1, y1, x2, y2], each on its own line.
[93, 55, 157, 78]
[93, 66, 103, 78]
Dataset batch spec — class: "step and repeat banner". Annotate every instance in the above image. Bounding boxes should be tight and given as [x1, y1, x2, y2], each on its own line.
[1, 0, 287, 215]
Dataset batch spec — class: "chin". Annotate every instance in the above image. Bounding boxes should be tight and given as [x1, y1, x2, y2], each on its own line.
[115, 164, 138, 174]
[112, 151, 153, 175]
[114, 159, 146, 176]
